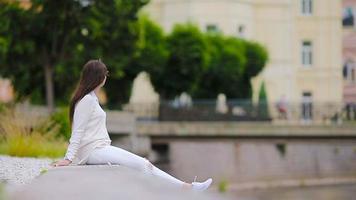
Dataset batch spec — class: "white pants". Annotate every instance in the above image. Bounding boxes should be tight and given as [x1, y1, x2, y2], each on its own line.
[87, 145, 185, 187]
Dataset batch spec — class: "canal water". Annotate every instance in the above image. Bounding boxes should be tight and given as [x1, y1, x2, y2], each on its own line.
[231, 184, 356, 200]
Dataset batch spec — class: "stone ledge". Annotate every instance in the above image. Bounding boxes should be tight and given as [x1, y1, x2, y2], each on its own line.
[136, 122, 356, 137]
[9, 165, 230, 200]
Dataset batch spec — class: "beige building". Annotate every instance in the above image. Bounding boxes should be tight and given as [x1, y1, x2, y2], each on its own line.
[143, 0, 343, 122]
[343, 0, 356, 103]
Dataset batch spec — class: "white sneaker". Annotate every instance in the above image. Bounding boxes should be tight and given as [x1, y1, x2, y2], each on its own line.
[191, 177, 213, 191]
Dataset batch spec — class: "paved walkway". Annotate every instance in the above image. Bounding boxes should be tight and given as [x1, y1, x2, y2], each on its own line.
[8, 165, 231, 200]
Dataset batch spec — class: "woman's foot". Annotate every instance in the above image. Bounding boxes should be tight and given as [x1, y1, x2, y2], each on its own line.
[182, 182, 192, 190]
[191, 178, 213, 191]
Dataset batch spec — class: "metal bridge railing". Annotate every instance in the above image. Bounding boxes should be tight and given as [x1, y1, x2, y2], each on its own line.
[123, 100, 356, 123]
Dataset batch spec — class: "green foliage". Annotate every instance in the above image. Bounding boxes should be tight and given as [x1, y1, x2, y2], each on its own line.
[0, 102, 6, 113]
[218, 179, 229, 193]
[0, 0, 149, 108]
[258, 81, 267, 101]
[194, 34, 246, 98]
[0, 182, 5, 200]
[0, 108, 67, 158]
[132, 14, 168, 97]
[276, 143, 286, 157]
[79, 0, 149, 107]
[156, 23, 209, 98]
[258, 81, 269, 118]
[40, 168, 48, 175]
[240, 40, 268, 97]
[51, 107, 71, 140]
[146, 23, 268, 99]
[0, 1, 43, 103]
[243, 41, 268, 78]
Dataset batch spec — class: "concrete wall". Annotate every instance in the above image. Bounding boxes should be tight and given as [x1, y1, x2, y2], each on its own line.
[108, 118, 356, 185]
[151, 138, 356, 184]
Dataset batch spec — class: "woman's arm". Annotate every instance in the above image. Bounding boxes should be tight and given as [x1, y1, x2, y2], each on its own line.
[53, 95, 95, 166]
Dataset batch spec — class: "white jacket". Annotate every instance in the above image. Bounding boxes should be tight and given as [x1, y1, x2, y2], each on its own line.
[64, 91, 111, 165]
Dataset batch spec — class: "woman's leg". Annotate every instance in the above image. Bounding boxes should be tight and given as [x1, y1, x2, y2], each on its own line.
[87, 145, 190, 188]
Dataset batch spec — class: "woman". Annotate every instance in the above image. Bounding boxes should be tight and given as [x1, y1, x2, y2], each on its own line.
[52, 59, 212, 191]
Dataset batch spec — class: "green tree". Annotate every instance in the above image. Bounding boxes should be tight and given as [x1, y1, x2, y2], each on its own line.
[191, 34, 267, 99]
[194, 34, 246, 98]
[131, 14, 168, 95]
[258, 81, 269, 118]
[154, 23, 209, 98]
[145, 22, 268, 100]
[240, 40, 268, 98]
[0, 0, 85, 112]
[0, 0, 149, 110]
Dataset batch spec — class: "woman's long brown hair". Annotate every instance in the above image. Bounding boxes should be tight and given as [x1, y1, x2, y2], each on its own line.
[69, 59, 108, 126]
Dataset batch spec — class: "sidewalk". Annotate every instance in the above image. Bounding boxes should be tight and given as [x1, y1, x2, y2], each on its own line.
[8, 165, 231, 200]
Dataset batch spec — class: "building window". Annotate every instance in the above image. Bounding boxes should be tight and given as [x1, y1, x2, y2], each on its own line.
[302, 41, 312, 67]
[343, 61, 356, 83]
[206, 24, 219, 34]
[343, 7, 354, 27]
[237, 25, 245, 38]
[301, 92, 313, 121]
[301, 0, 313, 15]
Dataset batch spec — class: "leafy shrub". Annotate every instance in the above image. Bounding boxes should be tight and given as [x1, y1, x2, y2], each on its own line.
[51, 107, 71, 140]
[218, 179, 229, 193]
[0, 108, 67, 158]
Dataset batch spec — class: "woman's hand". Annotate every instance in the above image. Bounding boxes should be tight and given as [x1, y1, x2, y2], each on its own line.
[51, 159, 72, 167]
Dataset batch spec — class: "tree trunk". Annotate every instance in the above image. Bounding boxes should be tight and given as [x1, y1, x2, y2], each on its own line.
[44, 63, 55, 113]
